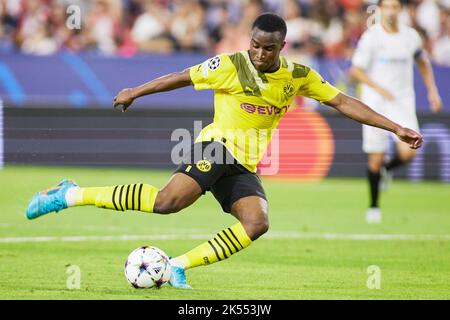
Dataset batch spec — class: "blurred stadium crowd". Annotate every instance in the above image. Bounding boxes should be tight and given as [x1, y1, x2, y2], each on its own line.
[1, 0, 450, 65]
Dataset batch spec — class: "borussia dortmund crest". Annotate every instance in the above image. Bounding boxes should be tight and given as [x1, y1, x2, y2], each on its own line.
[196, 159, 212, 172]
[283, 81, 295, 99]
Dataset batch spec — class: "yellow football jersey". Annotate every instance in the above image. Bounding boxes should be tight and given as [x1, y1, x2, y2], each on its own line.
[189, 50, 340, 173]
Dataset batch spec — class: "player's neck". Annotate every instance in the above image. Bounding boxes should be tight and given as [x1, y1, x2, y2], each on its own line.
[381, 20, 399, 34]
[264, 60, 281, 73]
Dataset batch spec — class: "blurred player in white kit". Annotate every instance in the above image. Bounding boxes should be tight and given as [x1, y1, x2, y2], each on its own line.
[350, 0, 442, 224]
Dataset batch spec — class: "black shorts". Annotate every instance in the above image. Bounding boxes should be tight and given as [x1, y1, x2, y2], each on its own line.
[174, 141, 267, 213]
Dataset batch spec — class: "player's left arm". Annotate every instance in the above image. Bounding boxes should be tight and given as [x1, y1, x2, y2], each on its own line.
[325, 93, 423, 149]
[299, 68, 423, 149]
[113, 68, 193, 112]
[415, 49, 442, 113]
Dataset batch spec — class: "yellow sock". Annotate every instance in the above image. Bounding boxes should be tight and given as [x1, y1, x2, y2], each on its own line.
[73, 184, 159, 213]
[173, 222, 252, 269]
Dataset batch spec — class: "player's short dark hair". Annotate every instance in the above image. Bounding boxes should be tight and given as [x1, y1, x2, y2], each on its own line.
[252, 13, 287, 41]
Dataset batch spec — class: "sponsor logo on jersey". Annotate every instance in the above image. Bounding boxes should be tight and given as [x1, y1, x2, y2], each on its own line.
[240, 103, 289, 116]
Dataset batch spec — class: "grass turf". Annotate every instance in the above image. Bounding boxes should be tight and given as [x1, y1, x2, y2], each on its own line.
[0, 165, 449, 299]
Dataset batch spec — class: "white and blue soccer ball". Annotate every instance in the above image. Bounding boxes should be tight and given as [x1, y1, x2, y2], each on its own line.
[124, 246, 172, 289]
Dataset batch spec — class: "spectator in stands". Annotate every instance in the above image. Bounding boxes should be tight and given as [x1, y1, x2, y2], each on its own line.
[214, 22, 248, 52]
[204, 0, 230, 48]
[416, 0, 441, 40]
[334, 8, 365, 59]
[21, 22, 58, 55]
[17, 0, 47, 47]
[402, 0, 432, 50]
[131, 0, 175, 54]
[46, 1, 82, 52]
[0, 0, 447, 65]
[309, 0, 344, 57]
[432, 4, 450, 65]
[0, 0, 20, 51]
[170, 0, 208, 52]
[83, 0, 119, 55]
[282, 0, 312, 55]
[214, 0, 263, 53]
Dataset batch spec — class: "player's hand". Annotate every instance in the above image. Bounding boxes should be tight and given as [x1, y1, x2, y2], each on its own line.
[395, 127, 423, 150]
[113, 88, 135, 112]
[375, 86, 395, 101]
[428, 89, 442, 114]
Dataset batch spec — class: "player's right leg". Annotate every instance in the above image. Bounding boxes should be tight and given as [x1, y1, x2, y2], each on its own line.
[367, 153, 384, 224]
[26, 173, 203, 220]
[169, 172, 268, 289]
[363, 124, 388, 224]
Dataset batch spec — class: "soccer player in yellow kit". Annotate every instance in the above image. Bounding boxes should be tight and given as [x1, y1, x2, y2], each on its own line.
[26, 13, 423, 289]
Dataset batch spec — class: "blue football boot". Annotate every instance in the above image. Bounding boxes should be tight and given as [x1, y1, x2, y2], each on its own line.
[168, 265, 192, 289]
[26, 179, 78, 220]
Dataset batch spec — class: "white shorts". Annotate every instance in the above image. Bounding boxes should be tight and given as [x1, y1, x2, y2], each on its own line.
[362, 101, 420, 154]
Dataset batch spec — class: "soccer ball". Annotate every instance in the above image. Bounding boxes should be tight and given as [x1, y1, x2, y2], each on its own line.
[124, 246, 172, 289]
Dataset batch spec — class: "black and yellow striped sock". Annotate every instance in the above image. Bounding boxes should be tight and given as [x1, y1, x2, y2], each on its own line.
[73, 184, 159, 213]
[173, 222, 252, 269]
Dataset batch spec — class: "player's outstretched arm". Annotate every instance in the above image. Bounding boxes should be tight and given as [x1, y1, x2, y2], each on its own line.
[113, 68, 192, 112]
[325, 93, 423, 149]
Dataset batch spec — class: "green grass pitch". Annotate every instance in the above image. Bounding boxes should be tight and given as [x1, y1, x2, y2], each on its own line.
[0, 165, 449, 299]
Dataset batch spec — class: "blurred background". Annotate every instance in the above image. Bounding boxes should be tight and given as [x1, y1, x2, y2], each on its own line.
[0, 0, 449, 181]
[2, 0, 450, 60]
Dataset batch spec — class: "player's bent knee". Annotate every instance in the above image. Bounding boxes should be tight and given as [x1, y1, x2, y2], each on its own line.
[232, 198, 270, 241]
[242, 216, 269, 241]
[256, 219, 270, 238]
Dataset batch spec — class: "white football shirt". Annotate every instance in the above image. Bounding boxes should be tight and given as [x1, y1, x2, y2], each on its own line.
[352, 23, 423, 112]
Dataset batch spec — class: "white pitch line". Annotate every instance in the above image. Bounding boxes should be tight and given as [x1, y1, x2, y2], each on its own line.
[264, 231, 450, 241]
[1, 231, 450, 243]
[0, 234, 212, 243]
